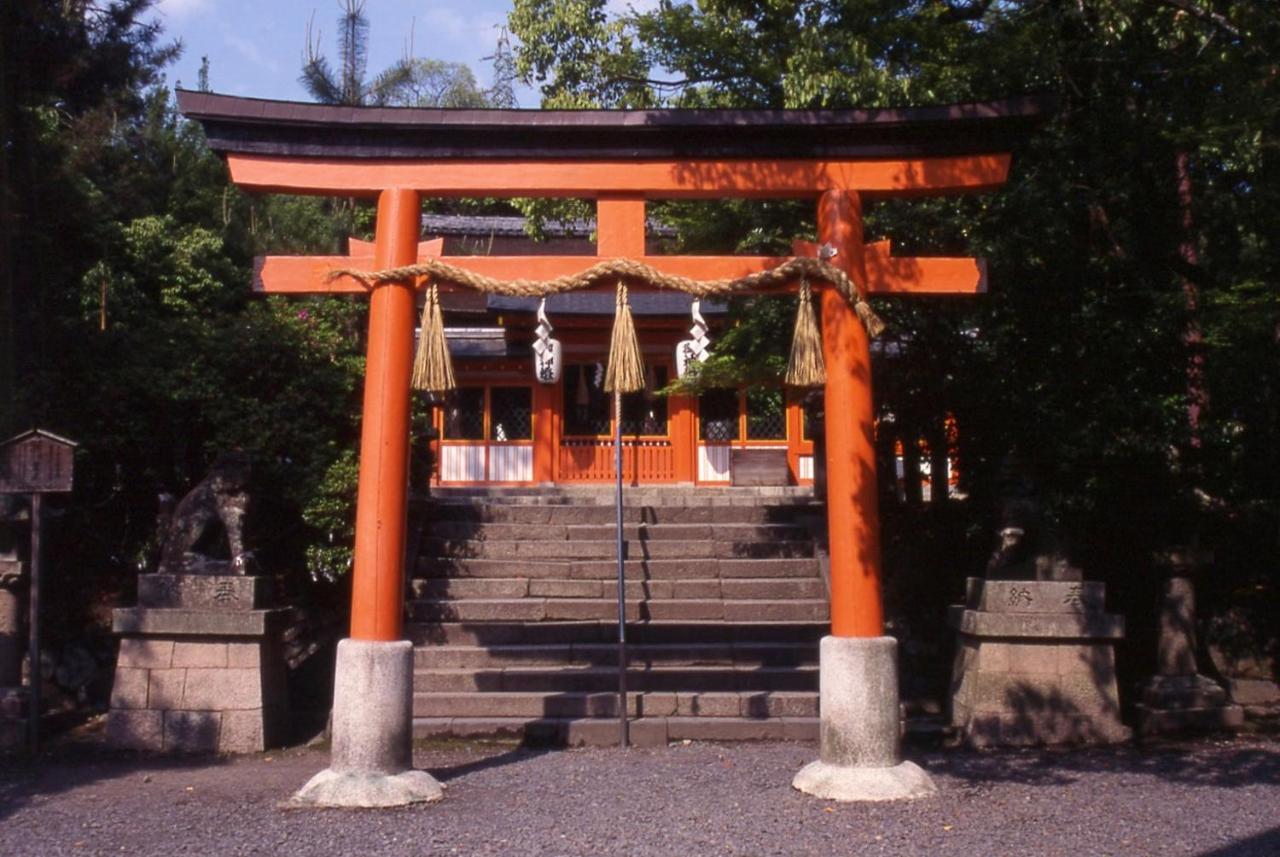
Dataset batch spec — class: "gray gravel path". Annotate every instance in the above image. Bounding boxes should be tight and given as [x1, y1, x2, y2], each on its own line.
[2, 736, 1277, 856]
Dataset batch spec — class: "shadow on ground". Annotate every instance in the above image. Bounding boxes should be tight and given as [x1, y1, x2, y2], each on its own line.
[426, 743, 552, 783]
[928, 739, 1280, 789]
[0, 741, 232, 823]
[1195, 825, 1280, 857]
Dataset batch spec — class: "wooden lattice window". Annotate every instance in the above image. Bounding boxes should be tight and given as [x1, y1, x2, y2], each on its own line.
[490, 387, 533, 441]
[621, 366, 669, 436]
[443, 388, 485, 440]
[564, 363, 611, 436]
[699, 389, 740, 441]
[746, 388, 786, 440]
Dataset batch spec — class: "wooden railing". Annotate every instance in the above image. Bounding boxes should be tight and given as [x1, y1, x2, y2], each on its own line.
[557, 439, 675, 483]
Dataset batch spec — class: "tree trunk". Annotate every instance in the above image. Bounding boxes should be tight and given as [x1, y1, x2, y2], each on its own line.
[1176, 150, 1207, 449]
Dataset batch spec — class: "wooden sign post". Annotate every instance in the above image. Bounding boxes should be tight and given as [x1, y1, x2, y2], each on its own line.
[0, 429, 77, 753]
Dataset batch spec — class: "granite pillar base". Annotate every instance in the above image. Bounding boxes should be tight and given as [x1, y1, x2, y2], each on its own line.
[792, 636, 937, 802]
[291, 639, 443, 808]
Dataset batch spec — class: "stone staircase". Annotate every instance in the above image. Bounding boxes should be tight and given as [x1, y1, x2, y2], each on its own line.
[407, 486, 828, 746]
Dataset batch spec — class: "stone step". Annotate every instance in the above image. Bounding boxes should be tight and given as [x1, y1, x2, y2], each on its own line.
[414, 557, 823, 580]
[415, 665, 817, 694]
[412, 642, 818, 669]
[406, 621, 828, 647]
[427, 503, 821, 526]
[409, 597, 830, 624]
[421, 538, 814, 561]
[412, 689, 819, 720]
[412, 715, 819, 747]
[410, 577, 827, 602]
[424, 521, 811, 543]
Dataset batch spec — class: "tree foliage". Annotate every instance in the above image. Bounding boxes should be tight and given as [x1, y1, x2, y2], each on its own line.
[509, 0, 1280, 666]
[1, 1, 371, 628]
[300, 0, 489, 108]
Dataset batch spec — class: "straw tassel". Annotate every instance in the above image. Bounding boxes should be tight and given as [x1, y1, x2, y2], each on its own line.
[785, 278, 826, 387]
[604, 280, 645, 393]
[411, 282, 456, 393]
[854, 298, 887, 338]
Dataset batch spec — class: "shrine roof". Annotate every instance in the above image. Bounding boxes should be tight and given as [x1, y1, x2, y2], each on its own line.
[177, 91, 1053, 161]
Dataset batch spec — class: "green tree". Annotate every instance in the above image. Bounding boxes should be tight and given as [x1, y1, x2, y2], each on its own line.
[299, 0, 488, 108]
[1, 0, 178, 433]
[510, 0, 1280, 674]
[1, 2, 376, 654]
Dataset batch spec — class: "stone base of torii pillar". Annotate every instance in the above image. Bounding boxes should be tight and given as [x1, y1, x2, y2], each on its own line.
[290, 639, 443, 808]
[792, 637, 937, 801]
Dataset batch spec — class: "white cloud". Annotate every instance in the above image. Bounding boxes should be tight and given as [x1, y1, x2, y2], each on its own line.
[155, 0, 213, 19]
[416, 7, 507, 61]
[223, 30, 282, 75]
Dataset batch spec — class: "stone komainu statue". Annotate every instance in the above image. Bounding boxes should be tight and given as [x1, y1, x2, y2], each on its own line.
[984, 452, 1082, 582]
[156, 452, 253, 576]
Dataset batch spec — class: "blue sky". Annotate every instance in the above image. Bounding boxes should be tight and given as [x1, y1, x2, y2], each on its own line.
[151, 0, 532, 105]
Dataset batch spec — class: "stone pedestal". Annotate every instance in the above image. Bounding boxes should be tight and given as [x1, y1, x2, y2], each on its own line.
[0, 558, 26, 751]
[107, 573, 290, 753]
[1136, 577, 1243, 736]
[1209, 632, 1280, 721]
[290, 639, 444, 808]
[949, 578, 1131, 747]
[792, 636, 937, 802]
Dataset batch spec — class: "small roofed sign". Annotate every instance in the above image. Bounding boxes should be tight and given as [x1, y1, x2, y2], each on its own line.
[0, 430, 77, 494]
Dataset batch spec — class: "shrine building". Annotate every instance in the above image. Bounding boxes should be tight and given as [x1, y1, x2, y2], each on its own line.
[434, 286, 813, 486]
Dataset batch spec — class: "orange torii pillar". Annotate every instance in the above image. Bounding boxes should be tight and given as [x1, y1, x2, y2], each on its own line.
[791, 190, 936, 801]
[293, 189, 445, 807]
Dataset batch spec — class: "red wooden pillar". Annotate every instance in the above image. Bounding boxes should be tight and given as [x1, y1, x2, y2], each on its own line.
[669, 394, 696, 483]
[349, 188, 420, 642]
[533, 381, 556, 483]
[818, 190, 884, 638]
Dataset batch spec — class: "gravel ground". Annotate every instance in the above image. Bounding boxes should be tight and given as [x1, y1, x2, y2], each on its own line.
[1, 732, 1277, 857]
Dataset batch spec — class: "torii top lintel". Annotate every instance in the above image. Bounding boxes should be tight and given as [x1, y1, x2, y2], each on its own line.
[181, 91, 1050, 296]
[178, 90, 1051, 200]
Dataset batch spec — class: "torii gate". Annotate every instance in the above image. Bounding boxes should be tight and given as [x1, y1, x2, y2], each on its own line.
[180, 91, 1048, 806]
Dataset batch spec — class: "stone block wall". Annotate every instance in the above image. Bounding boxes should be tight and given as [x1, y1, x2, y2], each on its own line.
[108, 632, 288, 753]
[108, 572, 291, 754]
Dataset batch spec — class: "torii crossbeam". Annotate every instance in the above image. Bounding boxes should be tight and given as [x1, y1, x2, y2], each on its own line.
[180, 91, 1049, 807]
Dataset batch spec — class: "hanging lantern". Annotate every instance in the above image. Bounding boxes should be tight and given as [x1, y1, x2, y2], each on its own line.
[532, 297, 562, 384]
[675, 299, 711, 378]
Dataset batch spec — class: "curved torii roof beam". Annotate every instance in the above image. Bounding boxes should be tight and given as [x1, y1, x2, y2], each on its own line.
[179, 91, 1050, 298]
[180, 90, 1051, 200]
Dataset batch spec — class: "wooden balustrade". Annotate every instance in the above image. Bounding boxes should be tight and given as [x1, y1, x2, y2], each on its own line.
[557, 439, 676, 483]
